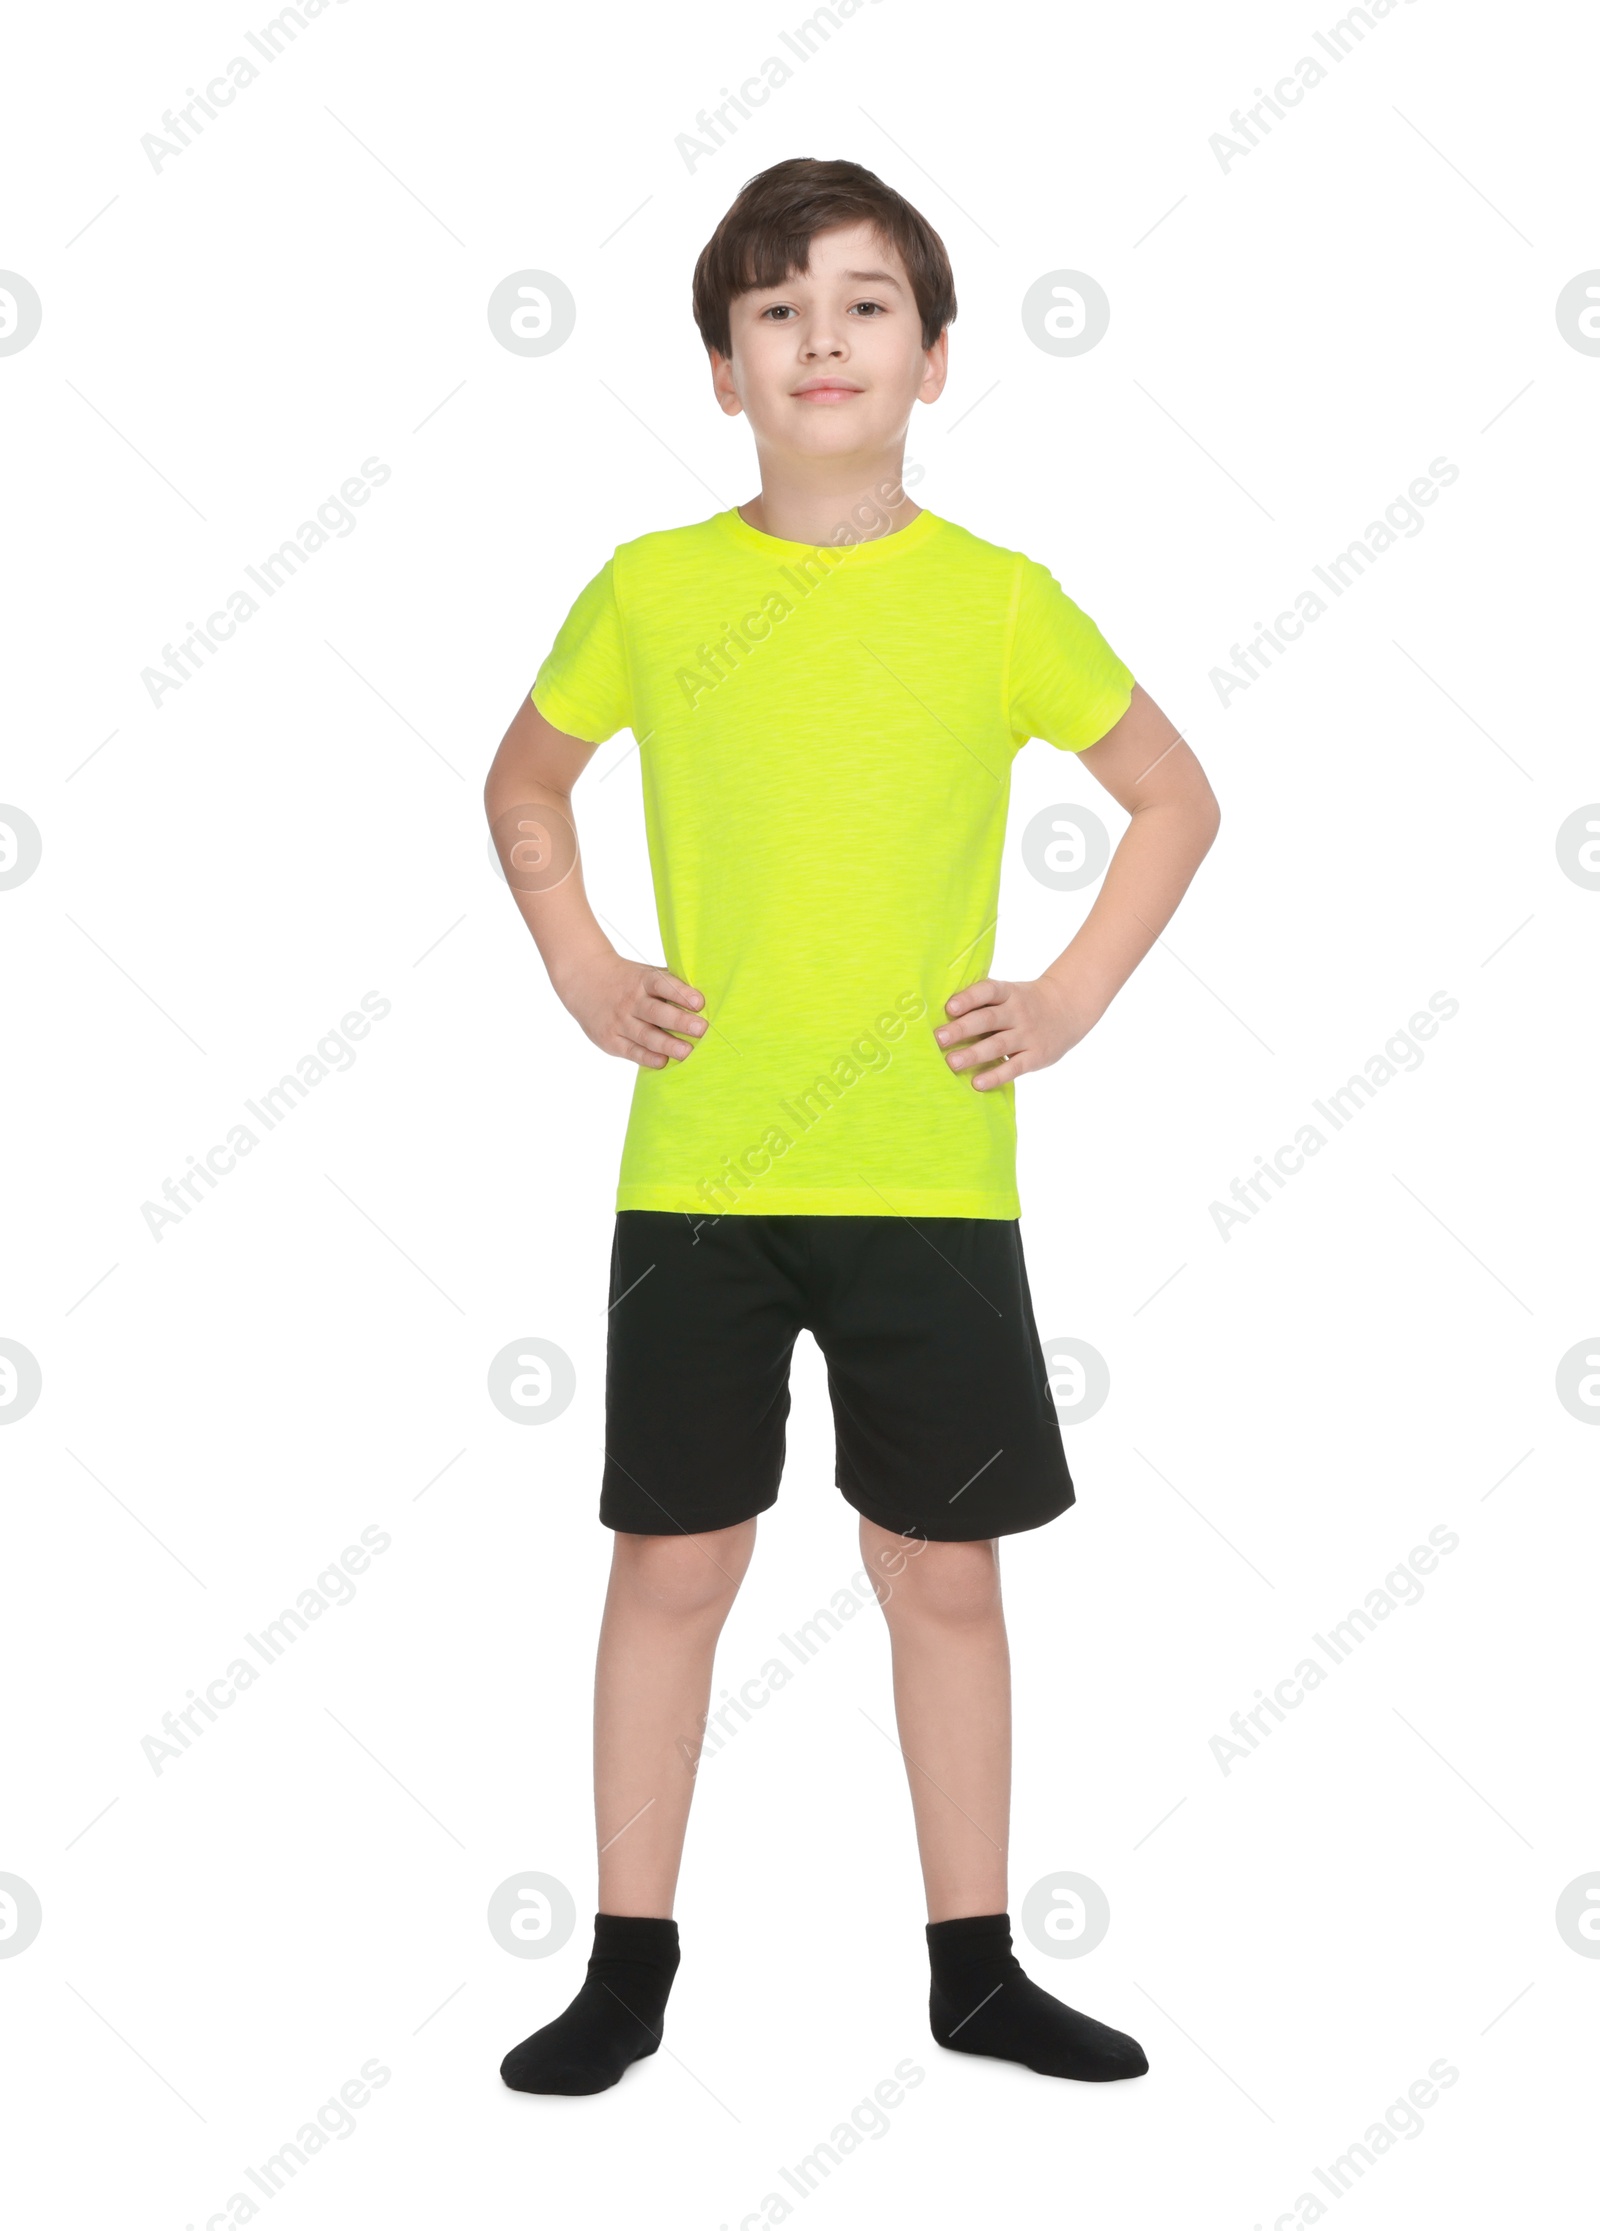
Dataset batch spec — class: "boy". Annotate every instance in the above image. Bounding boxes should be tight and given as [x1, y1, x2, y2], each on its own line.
[486, 156, 1219, 2095]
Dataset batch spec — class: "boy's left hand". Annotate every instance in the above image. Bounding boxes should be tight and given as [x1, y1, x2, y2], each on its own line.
[935, 974, 1096, 1088]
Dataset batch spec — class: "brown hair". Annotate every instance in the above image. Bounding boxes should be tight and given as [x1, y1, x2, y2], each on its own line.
[691, 156, 956, 360]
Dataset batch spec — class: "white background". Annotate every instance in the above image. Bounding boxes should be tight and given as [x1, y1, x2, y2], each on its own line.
[3, 0, 1597, 2225]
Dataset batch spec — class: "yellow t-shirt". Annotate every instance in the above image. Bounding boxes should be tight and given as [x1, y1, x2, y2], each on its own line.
[531, 505, 1133, 1219]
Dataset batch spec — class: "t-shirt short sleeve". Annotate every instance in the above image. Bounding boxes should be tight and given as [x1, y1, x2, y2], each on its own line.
[1006, 554, 1135, 752]
[530, 556, 633, 744]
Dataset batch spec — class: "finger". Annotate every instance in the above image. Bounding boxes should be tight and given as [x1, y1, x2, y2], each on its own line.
[647, 969, 704, 1011]
[638, 995, 708, 1038]
[946, 1026, 1021, 1073]
[936, 999, 1009, 1048]
[622, 1020, 697, 1062]
[942, 1016, 1017, 1066]
[972, 1042, 1033, 1089]
[943, 977, 1004, 1021]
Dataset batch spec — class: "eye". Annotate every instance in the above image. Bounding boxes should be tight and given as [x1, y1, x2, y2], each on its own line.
[850, 300, 888, 316]
[761, 304, 796, 321]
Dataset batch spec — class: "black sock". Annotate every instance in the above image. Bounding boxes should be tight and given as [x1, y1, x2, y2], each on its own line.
[500, 1912, 681, 2096]
[926, 1912, 1148, 2081]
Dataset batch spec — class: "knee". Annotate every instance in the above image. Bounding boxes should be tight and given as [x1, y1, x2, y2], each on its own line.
[612, 1530, 746, 1620]
[878, 1538, 1000, 1626]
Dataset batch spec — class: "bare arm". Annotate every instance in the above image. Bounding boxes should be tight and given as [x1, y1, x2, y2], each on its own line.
[483, 694, 706, 1069]
[936, 684, 1221, 1086]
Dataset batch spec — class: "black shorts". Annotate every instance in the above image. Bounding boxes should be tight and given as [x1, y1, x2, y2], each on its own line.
[600, 1211, 1075, 1543]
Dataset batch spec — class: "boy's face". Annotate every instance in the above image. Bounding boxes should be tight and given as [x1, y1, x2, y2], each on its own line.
[711, 221, 947, 465]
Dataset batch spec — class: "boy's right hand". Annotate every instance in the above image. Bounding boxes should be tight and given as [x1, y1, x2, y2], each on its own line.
[555, 950, 707, 1070]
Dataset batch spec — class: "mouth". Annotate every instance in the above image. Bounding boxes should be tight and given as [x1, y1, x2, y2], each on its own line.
[792, 382, 862, 402]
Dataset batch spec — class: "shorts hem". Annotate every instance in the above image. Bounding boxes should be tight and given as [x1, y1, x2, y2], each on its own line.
[598, 1486, 780, 1536]
[837, 1478, 1076, 1544]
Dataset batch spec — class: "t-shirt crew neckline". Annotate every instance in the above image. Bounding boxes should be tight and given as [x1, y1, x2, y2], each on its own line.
[717, 503, 943, 565]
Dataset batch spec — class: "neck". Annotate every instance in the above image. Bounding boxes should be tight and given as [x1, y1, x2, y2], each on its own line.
[739, 453, 919, 547]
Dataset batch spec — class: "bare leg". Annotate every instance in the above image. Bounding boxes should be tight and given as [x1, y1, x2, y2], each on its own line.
[594, 1518, 758, 1917]
[860, 1515, 1010, 1922]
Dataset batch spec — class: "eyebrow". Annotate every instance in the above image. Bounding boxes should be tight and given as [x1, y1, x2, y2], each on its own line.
[752, 268, 905, 294]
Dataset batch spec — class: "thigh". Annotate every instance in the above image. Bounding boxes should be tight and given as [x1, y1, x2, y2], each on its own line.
[600, 1212, 807, 1536]
[809, 1215, 1075, 1543]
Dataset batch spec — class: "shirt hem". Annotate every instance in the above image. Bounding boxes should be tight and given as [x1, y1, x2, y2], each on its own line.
[528, 678, 616, 746]
[1057, 675, 1136, 752]
[616, 1183, 1021, 1218]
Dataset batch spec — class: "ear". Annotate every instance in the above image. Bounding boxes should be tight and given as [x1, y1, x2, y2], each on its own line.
[708, 346, 745, 419]
[919, 328, 950, 406]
